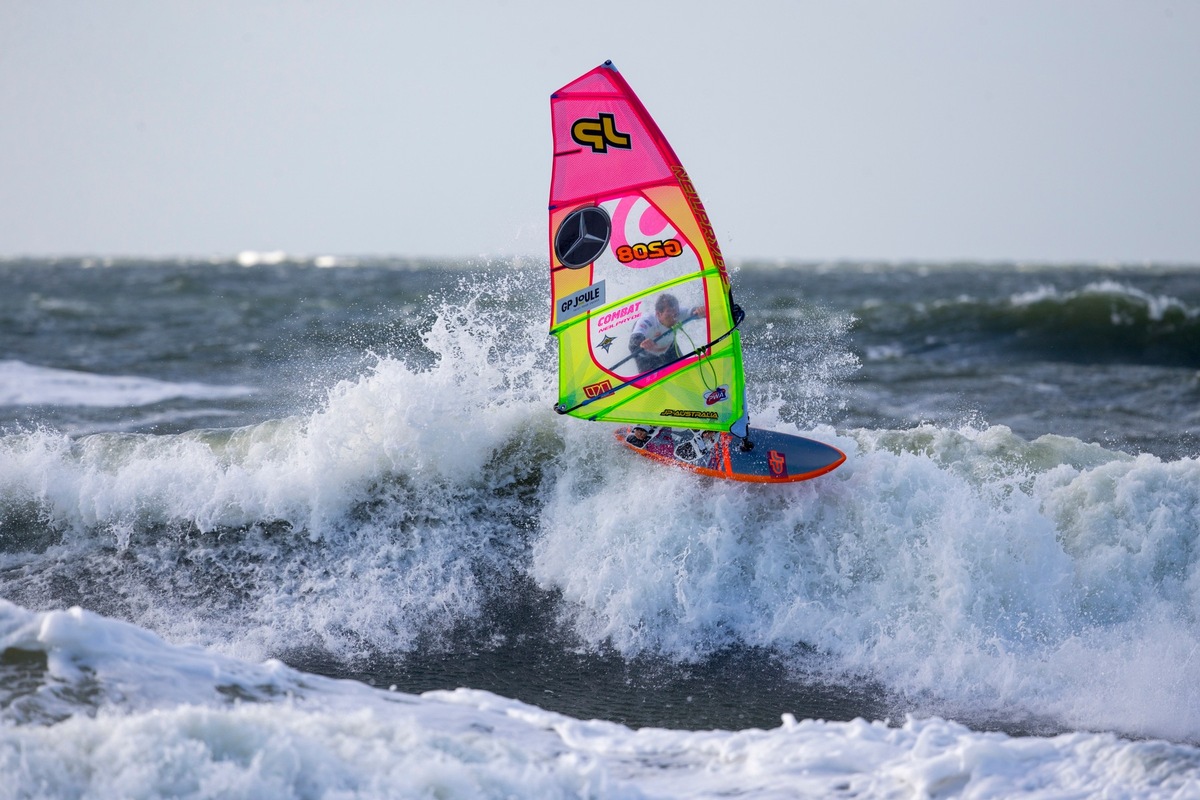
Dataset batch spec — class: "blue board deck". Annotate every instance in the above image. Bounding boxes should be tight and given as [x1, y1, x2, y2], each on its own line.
[616, 426, 846, 483]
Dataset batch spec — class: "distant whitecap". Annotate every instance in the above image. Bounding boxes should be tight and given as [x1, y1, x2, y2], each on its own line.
[0, 360, 254, 407]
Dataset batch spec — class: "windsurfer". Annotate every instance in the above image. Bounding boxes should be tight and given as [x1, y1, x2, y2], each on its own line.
[627, 293, 704, 374]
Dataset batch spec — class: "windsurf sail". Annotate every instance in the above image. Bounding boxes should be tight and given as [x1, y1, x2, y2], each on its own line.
[548, 61, 748, 437]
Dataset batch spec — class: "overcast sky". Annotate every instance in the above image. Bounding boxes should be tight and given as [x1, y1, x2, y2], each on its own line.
[2, 1, 1197, 263]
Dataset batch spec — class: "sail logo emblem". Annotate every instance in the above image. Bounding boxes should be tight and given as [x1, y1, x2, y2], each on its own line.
[584, 380, 612, 398]
[572, 113, 631, 153]
[660, 409, 718, 420]
[558, 279, 606, 322]
[703, 386, 729, 406]
[596, 300, 642, 333]
[597, 334, 616, 352]
[555, 206, 611, 269]
[616, 239, 683, 264]
[768, 450, 787, 478]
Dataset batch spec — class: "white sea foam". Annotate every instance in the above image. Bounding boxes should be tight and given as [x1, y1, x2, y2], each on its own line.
[0, 360, 254, 408]
[1010, 280, 1199, 321]
[3, 601, 1200, 799]
[0, 272, 558, 661]
[533, 419, 1200, 742]
[2, 273, 1200, 748]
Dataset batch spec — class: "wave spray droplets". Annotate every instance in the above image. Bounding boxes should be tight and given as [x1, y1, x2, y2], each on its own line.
[2, 258, 1200, 795]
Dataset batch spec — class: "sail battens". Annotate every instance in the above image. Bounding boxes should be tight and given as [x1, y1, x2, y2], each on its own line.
[548, 268, 725, 336]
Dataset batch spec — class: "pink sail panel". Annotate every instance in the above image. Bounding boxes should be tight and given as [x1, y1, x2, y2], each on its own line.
[550, 79, 676, 208]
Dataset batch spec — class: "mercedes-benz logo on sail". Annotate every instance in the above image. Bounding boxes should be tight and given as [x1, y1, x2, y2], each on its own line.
[554, 206, 611, 269]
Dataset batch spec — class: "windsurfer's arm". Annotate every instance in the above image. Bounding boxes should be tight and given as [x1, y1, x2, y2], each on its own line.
[629, 320, 667, 354]
[639, 337, 664, 352]
[638, 334, 670, 353]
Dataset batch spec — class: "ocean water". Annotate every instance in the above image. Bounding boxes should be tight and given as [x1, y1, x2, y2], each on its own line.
[2, 255, 1200, 797]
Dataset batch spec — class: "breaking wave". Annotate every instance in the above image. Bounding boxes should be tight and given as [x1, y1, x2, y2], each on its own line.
[2, 271, 1199, 744]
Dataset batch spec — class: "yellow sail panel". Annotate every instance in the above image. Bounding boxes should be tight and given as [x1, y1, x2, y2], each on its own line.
[548, 61, 745, 433]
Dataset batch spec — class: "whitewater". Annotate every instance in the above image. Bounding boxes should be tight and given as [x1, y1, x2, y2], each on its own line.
[2, 257, 1200, 798]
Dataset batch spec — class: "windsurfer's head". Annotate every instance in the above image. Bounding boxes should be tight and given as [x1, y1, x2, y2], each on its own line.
[655, 293, 681, 326]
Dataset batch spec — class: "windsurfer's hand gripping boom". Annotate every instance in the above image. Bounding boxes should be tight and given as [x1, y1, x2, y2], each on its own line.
[606, 312, 701, 372]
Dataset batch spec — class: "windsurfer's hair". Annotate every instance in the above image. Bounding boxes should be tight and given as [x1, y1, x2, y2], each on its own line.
[656, 294, 680, 313]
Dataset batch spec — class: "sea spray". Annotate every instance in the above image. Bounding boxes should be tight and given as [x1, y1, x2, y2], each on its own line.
[0, 270, 560, 662]
[533, 421, 1200, 740]
[4, 258, 1200, 748]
